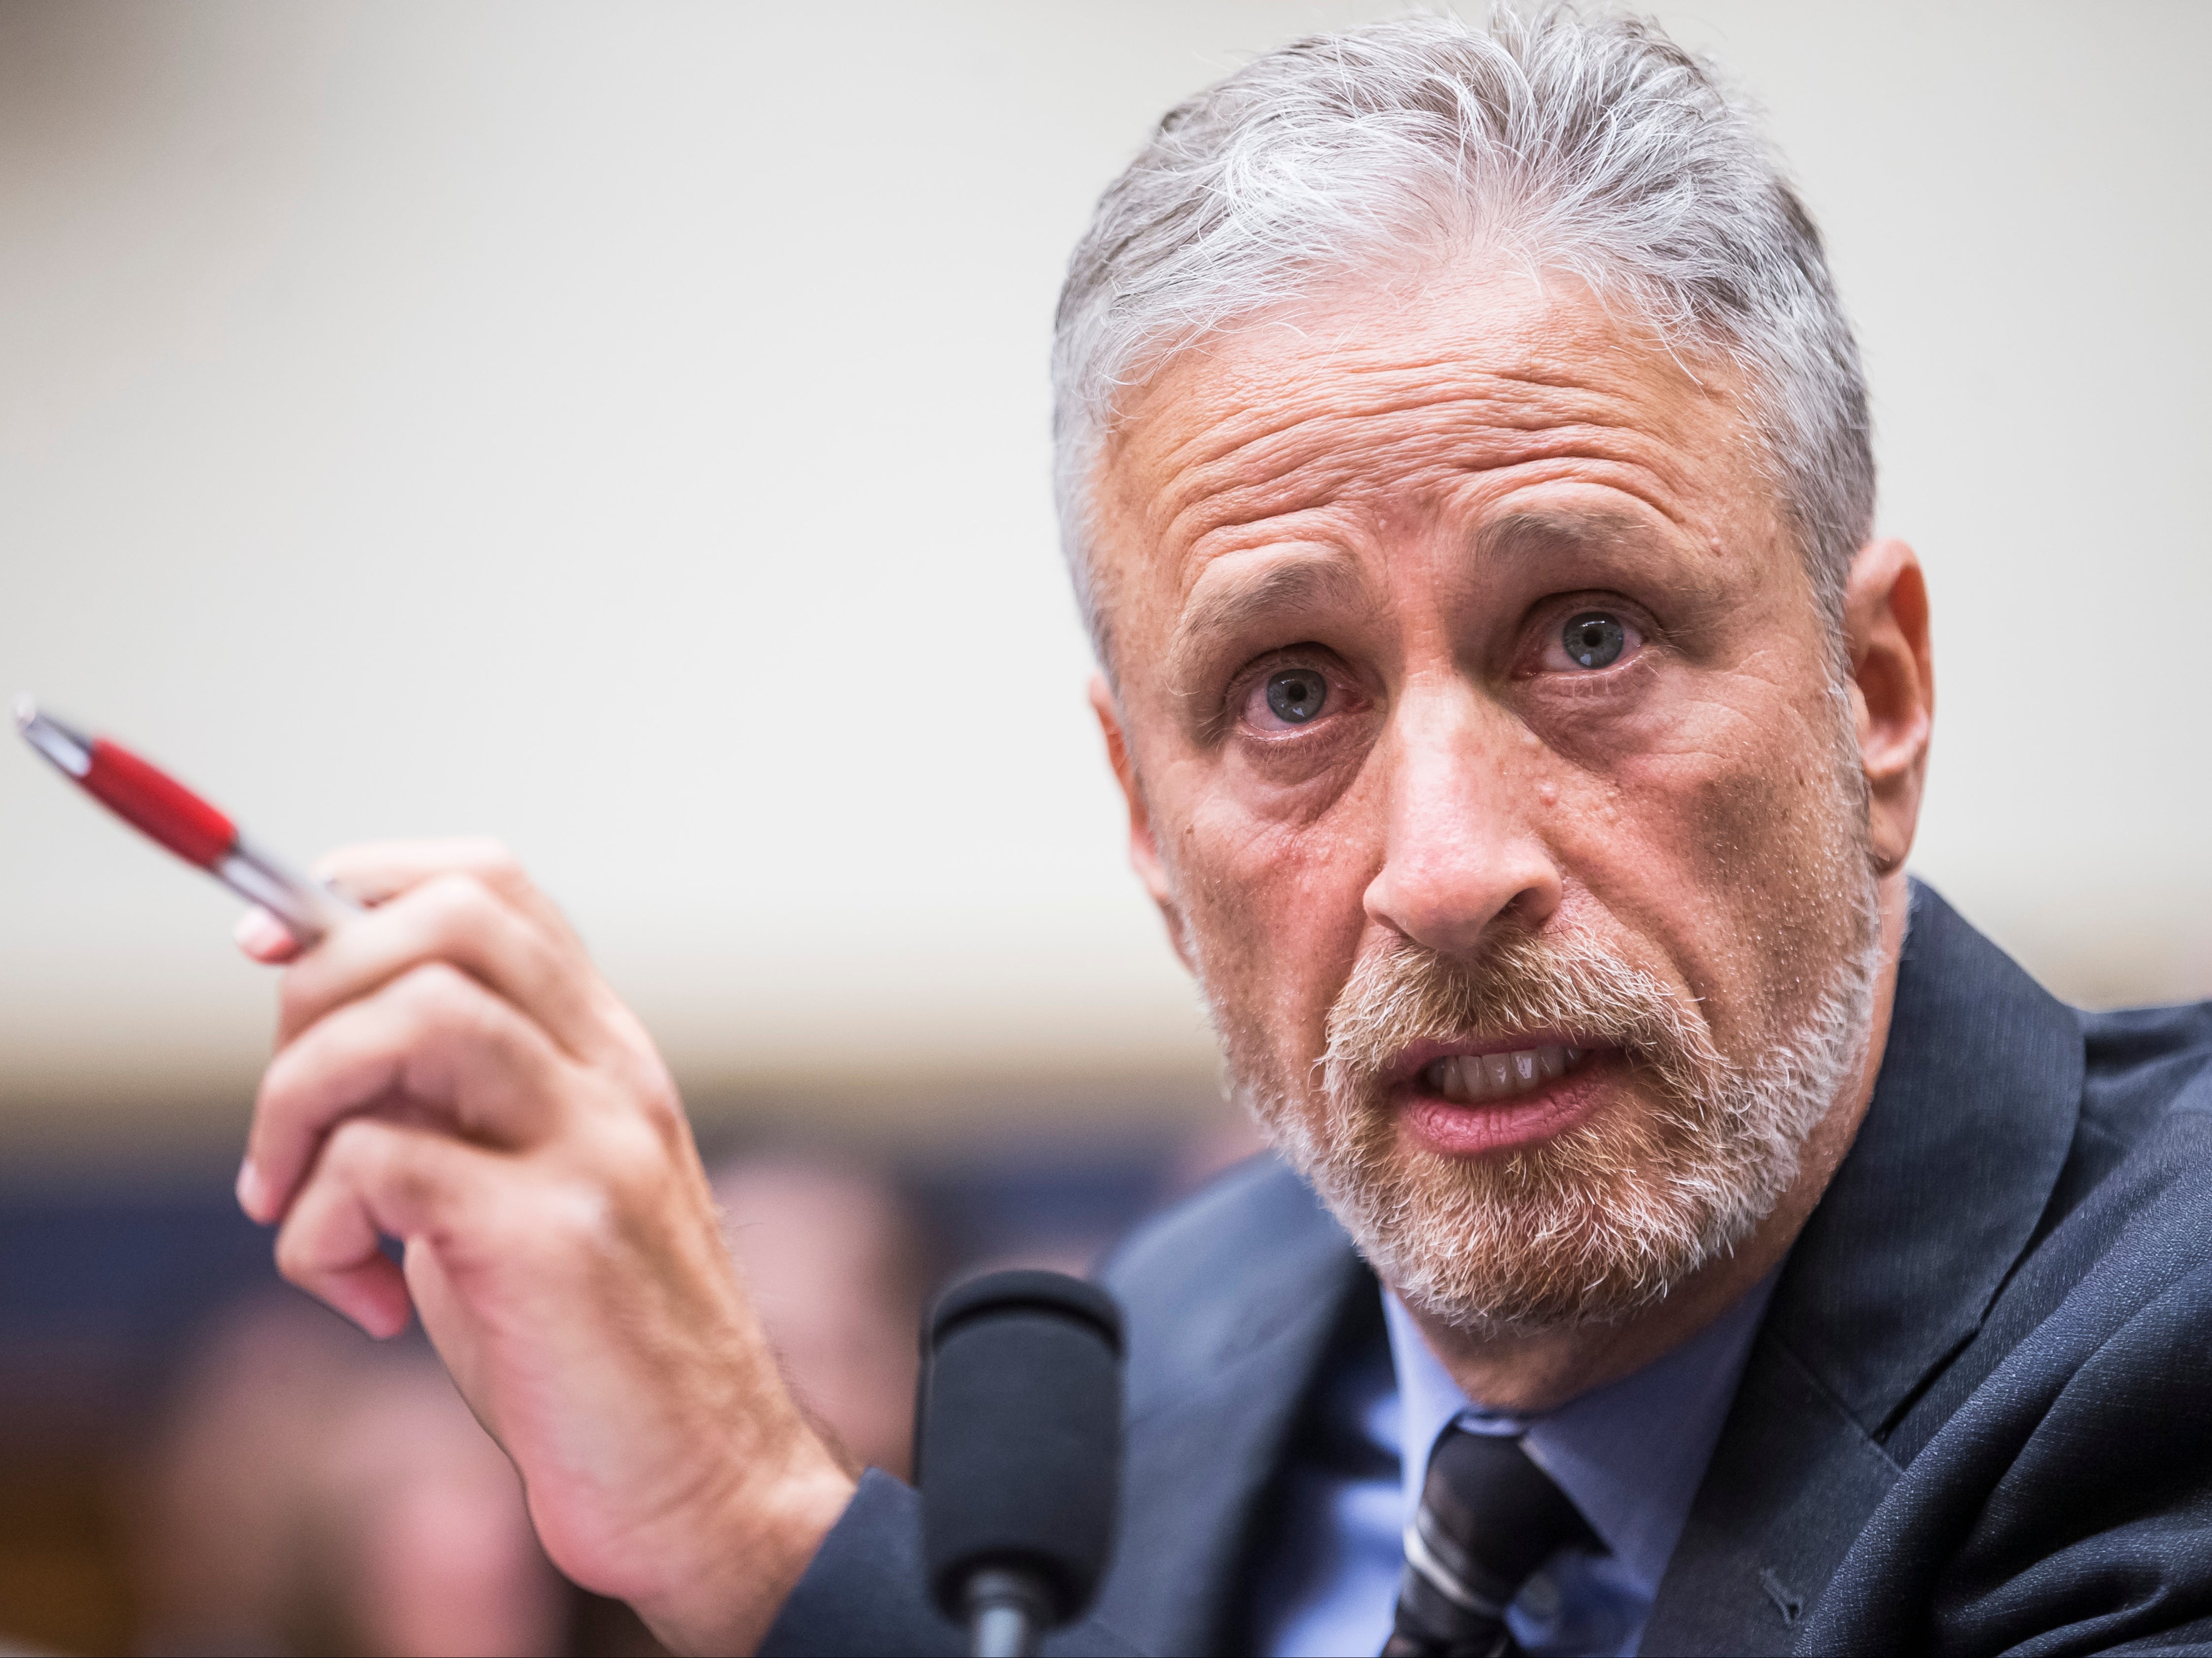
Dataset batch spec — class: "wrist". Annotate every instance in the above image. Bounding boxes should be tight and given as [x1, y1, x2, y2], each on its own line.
[632, 1433, 858, 1658]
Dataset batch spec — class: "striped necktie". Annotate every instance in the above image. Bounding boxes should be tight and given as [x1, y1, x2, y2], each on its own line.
[1381, 1425, 1598, 1658]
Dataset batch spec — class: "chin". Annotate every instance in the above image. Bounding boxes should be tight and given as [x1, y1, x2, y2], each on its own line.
[1265, 1070, 1801, 1336]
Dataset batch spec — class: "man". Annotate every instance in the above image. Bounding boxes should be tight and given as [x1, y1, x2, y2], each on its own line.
[230, 10, 2212, 1655]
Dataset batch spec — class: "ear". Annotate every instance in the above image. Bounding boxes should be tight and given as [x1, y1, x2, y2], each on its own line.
[1089, 673, 1195, 974]
[1841, 538, 1933, 876]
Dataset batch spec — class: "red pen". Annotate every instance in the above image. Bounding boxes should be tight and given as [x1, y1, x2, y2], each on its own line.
[15, 695, 357, 946]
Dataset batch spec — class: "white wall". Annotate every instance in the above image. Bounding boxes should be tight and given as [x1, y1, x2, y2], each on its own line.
[2, 1, 2205, 1154]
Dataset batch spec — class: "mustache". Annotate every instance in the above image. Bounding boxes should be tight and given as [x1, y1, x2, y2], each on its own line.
[1320, 929, 1727, 1111]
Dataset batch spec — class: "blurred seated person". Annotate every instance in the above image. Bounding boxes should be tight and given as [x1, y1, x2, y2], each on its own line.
[135, 1292, 563, 1658]
[710, 1154, 934, 1482]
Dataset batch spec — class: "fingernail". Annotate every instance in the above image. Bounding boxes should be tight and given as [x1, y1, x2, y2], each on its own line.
[235, 1157, 266, 1219]
[232, 907, 290, 956]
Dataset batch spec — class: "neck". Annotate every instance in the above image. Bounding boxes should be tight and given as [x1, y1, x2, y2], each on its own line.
[1402, 871, 1912, 1415]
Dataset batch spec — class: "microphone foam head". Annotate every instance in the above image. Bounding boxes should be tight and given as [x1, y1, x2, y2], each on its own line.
[917, 1269, 1126, 1627]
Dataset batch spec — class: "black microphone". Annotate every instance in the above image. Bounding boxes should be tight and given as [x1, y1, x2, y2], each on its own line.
[916, 1269, 1126, 1658]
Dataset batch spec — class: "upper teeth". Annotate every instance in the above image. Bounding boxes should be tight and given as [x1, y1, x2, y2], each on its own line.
[1424, 1045, 1584, 1104]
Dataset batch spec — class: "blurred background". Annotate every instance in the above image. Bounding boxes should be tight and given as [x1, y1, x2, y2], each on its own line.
[1, 0, 2205, 1651]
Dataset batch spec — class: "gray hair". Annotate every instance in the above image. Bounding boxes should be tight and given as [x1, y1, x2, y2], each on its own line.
[1051, 7, 1873, 673]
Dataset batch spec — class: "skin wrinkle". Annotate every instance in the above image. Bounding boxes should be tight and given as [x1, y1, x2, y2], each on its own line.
[1090, 260, 1927, 1408]
[1118, 284, 1732, 578]
[1141, 451, 1725, 680]
[1113, 259, 1733, 462]
[1152, 483, 1730, 731]
[1082, 334, 1733, 699]
[1152, 403, 1691, 574]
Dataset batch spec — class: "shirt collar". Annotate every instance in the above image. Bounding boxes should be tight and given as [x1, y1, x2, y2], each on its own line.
[1384, 1271, 1778, 1593]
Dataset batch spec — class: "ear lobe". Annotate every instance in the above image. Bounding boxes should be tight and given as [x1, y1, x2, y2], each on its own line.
[1089, 675, 1195, 973]
[1841, 539, 1934, 875]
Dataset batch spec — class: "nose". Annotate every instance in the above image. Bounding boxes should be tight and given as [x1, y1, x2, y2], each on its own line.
[1361, 686, 1562, 958]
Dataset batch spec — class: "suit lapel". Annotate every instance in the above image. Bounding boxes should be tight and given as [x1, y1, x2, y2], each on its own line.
[1643, 884, 2085, 1652]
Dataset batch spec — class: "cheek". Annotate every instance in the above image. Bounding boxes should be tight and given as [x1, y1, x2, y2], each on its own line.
[1687, 766, 1796, 882]
[1567, 725, 1862, 1045]
[1692, 758, 1864, 1032]
[1680, 697, 1863, 901]
[1171, 792, 1374, 1048]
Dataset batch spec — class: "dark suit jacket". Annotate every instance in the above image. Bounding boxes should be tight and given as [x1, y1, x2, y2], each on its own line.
[764, 886, 2212, 1655]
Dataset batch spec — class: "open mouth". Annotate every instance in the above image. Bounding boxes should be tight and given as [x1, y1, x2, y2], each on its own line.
[1418, 1043, 1596, 1104]
[1389, 1041, 1617, 1158]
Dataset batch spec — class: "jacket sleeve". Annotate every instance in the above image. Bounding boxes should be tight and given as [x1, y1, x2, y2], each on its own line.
[757, 1468, 1144, 1657]
[1796, 1165, 2212, 1656]
[757, 1470, 965, 1658]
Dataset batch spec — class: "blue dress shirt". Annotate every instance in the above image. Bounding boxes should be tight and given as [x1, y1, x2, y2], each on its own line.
[1254, 1273, 1777, 1657]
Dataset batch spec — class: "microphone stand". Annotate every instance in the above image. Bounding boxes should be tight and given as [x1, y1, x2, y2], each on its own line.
[919, 1269, 1125, 1658]
[962, 1565, 1056, 1658]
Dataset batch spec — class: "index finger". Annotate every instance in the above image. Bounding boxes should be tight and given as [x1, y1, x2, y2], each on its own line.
[242, 958, 572, 1224]
[312, 838, 584, 946]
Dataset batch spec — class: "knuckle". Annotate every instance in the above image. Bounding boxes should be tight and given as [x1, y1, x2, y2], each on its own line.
[593, 1117, 673, 1207]
[630, 1066, 686, 1140]
[272, 1213, 325, 1285]
[512, 1171, 616, 1265]
[461, 841, 548, 911]
[254, 1039, 330, 1137]
[456, 835, 517, 868]
[414, 871, 503, 939]
[455, 837, 525, 886]
[255, 1045, 301, 1117]
[390, 958, 479, 1021]
[323, 1115, 386, 1176]
[310, 840, 379, 882]
[276, 967, 320, 1033]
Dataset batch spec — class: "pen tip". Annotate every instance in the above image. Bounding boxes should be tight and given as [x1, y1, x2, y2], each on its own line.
[12, 694, 34, 733]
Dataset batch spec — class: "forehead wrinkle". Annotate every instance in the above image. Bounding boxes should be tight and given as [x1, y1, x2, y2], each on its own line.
[1142, 366, 1695, 563]
[1114, 265, 1741, 528]
[1161, 406, 1690, 578]
[1158, 366, 1640, 499]
[1138, 319, 1713, 490]
[1097, 291, 1763, 679]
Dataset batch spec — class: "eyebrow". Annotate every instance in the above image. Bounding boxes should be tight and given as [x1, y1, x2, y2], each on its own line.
[1163, 551, 1371, 704]
[1475, 506, 1731, 621]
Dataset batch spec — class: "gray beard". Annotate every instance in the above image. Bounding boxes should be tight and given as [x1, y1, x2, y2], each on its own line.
[1204, 878, 1884, 1337]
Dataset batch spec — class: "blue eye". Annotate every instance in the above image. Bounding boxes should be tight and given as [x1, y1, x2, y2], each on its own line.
[1561, 612, 1626, 670]
[1265, 668, 1328, 723]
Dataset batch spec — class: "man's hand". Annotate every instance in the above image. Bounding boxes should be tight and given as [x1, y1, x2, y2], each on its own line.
[233, 839, 854, 1656]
